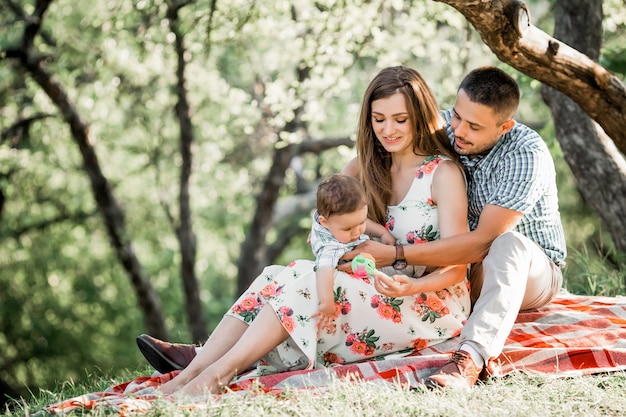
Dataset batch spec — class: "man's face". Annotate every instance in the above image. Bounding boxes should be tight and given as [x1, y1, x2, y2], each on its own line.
[450, 89, 513, 157]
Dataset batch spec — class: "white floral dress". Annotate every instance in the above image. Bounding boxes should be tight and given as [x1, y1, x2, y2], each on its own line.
[226, 155, 471, 374]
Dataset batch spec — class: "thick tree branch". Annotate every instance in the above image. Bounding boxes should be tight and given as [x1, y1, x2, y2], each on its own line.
[1, 113, 54, 147]
[266, 222, 310, 264]
[2, 210, 97, 240]
[236, 134, 354, 293]
[435, 0, 626, 154]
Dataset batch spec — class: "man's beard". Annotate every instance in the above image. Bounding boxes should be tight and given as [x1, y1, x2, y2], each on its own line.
[454, 138, 493, 158]
[453, 138, 472, 155]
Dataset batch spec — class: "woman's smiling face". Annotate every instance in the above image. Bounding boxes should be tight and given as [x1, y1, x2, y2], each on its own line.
[371, 92, 414, 154]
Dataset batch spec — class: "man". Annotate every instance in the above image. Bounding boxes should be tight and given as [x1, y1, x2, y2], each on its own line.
[137, 66, 567, 389]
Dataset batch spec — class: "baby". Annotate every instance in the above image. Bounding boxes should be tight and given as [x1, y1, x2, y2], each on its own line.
[309, 174, 394, 333]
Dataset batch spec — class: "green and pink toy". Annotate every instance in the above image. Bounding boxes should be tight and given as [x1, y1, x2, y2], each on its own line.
[351, 253, 392, 280]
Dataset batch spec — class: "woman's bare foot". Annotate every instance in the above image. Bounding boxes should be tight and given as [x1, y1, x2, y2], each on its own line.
[179, 367, 235, 397]
[158, 379, 181, 395]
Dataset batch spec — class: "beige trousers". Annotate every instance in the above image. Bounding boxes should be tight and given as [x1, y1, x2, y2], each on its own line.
[461, 231, 563, 361]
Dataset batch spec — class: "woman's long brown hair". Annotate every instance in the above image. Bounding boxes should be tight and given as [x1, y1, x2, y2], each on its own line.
[356, 66, 458, 224]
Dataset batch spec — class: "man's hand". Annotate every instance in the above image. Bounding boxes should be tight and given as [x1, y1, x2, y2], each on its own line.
[338, 240, 395, 272]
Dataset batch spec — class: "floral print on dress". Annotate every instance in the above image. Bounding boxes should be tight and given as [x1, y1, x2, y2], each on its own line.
[406, 224, 438, 244]
[412, 293, 451, 324]
[351, 272, 372, 285]
[411, 338, 429, 350]
[346, 327, 380, 356]
[371, 294, 403, 323]
[323, 351, 345, 366]
[385, 157, 443, 246]
[231, 282, 285, 322]
[335, 287, 352, 315]
[416, 155, 442, 179]
[277, 305, 296, 333]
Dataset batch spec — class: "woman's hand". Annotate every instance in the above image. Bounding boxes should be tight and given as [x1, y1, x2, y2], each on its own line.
[374, 274, 417, 297]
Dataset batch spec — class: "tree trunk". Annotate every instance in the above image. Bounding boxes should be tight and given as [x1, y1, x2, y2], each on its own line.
[541, 0, 626, 262]
[235, 64, 312, 295]
[236, 137, 354, 295]
[236, 144, 293, 295]
[168, 1, 208, 344]
[8, 0, 168, 340]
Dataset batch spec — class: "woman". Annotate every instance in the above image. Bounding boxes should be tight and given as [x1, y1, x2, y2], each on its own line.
[159, 66, 471, 397]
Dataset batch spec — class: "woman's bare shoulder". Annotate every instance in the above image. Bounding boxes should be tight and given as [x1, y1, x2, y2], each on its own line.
[341, 157, 359, 177]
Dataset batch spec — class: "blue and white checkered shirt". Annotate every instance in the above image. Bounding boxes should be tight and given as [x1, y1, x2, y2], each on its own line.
[442, 109, 567, 267]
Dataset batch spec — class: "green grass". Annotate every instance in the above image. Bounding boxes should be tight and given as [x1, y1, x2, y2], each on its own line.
[563, 245, 626, 297]
[4, 369, 626, 416]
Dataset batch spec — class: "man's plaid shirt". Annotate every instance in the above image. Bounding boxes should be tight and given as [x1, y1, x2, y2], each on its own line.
[442, 109, 566, 267]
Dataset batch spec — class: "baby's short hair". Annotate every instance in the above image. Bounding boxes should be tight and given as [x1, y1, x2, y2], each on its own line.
[317, 174, 367, 218]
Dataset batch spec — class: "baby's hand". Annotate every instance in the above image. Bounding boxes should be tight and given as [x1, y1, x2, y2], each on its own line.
[312, 302, 338, 334]
[379, 231, 396, 246]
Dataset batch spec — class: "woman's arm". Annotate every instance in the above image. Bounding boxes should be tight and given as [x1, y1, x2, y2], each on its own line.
[431, 159, 468, 241]
[375, 264, 467, 296]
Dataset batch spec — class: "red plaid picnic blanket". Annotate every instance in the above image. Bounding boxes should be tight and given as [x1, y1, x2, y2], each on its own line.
[40, 291, 626, 415]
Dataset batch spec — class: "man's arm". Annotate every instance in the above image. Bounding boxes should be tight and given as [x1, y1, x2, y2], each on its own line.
[406, 204, 523, 266]
[342, 204, 524, 268]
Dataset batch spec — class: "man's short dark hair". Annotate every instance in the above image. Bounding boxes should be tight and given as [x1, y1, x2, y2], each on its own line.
[459, 66, 520, 122]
